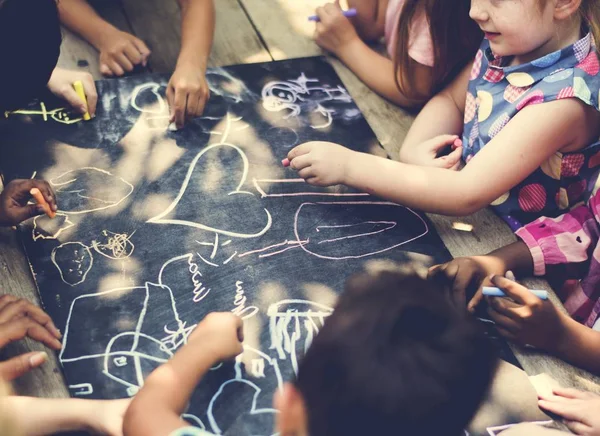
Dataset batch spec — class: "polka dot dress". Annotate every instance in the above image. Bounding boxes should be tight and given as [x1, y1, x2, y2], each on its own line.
[462, 32, 600, 230]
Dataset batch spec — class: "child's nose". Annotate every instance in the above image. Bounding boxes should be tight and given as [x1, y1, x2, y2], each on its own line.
[469, 0, 489, 23]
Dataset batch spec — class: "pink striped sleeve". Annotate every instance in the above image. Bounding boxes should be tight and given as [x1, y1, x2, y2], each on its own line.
[516, 203, 599, 277]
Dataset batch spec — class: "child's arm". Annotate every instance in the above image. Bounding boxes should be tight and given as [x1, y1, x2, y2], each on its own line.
[3, 397, 129, 436]
[167, 0, 214, 129]
[346, 0, 387, 42]
[123, 313, 242, 436]
[57, 0, 150, 76]
[313, 3, 432, 107]
[287, 97, 596, 216]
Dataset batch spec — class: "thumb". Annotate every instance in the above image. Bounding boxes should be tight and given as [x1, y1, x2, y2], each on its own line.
[429, 135, 460, 151]
[59, 86, 87, 114]
[442, 146, 463, 169]
[0, 351, 47, 381]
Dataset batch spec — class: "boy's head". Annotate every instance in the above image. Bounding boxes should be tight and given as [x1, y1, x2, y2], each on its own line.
[0, 0, 61, 112]
[275, 271, 497, 436]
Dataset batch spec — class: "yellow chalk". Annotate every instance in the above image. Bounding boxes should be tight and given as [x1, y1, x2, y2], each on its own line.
[72, 80, 91, 121]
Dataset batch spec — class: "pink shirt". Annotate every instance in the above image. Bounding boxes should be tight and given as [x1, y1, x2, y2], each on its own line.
[384, 0, 434, 67]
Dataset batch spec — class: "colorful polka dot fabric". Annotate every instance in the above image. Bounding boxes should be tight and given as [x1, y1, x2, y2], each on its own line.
[462, 32, 600, 230]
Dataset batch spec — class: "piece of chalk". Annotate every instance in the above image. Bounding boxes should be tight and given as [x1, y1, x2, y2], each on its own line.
[72, 80, 91, 121]
[308, 8, 357, 21]
[482, 287, 548, 300]
[282, 158, 291, 167]
[30, 188, 55, 219]
[168, 122, 178, 132]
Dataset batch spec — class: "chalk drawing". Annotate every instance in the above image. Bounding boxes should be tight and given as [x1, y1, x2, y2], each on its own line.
[486, 421, 554, 435]
[148, 114, 272, 238]
[207, 346, 282, 434]
[231, 281, 259, 320]
[5, 102, 83, 124]
[293, 201, 429, 260]
[206, 68, 256, 104]
[51, 242, 93, 286]
[51, 167, 134, 215]
[68, 383, 93, 396]
[131, 83, 168, 114]
[92, 230, 136, 260]
[252, 178, 370, 199]
[237, 239, 309, 259]
[32, 213, 74, 241]
[261, 73, 353, 129]
[268, 299, 333, 375]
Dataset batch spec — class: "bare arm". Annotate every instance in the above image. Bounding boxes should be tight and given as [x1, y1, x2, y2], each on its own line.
[399, 62, 471, 161]
[124, 314, 242, 436]
[347, 0, 388, 41]
[4, 397, 129, 436]
[553, 317, 600, 374]
[57, 0, 116, 50]
[176, 0, 215, 74]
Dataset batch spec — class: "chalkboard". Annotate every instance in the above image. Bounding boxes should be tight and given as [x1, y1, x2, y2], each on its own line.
[0, 57, 518, 434]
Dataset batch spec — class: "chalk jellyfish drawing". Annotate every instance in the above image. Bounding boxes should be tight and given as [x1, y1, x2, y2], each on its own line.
[148, 114, 272, 238]
[268, 299, 334, 375]
[51, 167, 134, 215]
[51, 242, 93, 286]
[293, 202, 429, 260]
[261, 73, 355, 129]
[4, 102, 83, 124]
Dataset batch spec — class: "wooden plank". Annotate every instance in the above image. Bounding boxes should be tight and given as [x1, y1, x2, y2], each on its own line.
[238, 0, 600, 397]
[120, 0, 270, 73]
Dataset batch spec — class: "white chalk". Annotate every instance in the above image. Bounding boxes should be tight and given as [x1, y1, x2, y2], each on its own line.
[168, 122, 178, 132]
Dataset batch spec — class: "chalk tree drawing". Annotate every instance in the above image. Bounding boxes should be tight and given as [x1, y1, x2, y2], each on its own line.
[261, 73, 353, 129]
[148, 114, 272, 238]
[51, 242, 93, 286]
[4, 102, 82, 124]
[32, 213, 74, 241]
[293, 201, 429, 260]
[268, 299, 334, 375]
[51, 167, 134, 215]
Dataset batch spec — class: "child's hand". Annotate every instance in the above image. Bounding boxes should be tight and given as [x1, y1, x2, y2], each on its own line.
[287, 141, 356, 187]
[0, 179, 58, 226]
[87, 398, 131, 436]
[487, 275, 568, 351]
[47, 68, 98, 117]
[167, 62, 210, 129]
[189, 312, 243, 361]
[428, 256, 507, 310]
[97, 28, 151, 77]
[313, 1, 360, 56]
[405, 135, 463, 170]
[538, 388, 600, 435]
[0, 294, 62, 380]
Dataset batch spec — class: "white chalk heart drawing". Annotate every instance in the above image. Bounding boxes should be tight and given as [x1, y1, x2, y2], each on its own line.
[148, 115, 272, 238]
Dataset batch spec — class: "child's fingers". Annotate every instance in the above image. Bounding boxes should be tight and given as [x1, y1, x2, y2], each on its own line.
[288, 143, 315, 160]
[442, 146, 463, 169]
[107, 60, 125, 77]
[123, 42, 143, 65]
[0, 317, 61, 350]
[115, 52, 135, 73]
[32, 180, 57, 212]
[552, 387, 592, 400]
[563, 420, 591, 435]
[538, 399, 584, 421]
[60, 86, 88, 115]
[490, 274, 539, 306]
[0, 351, 48, 381]
[81, 75, 98, 117]
[298, 167, 316, 180]
[467, 289, 485, 313]
[289, 154, 312, 171]
[487, 307, 520, 334]
[132, 38, 151, 66]
[0, 295, 18, 312]
[171, 88, 188, 129]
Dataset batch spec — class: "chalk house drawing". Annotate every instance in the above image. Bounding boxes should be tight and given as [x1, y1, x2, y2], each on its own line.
[148, 114, 272, 238]
[261, 73, 354, 129]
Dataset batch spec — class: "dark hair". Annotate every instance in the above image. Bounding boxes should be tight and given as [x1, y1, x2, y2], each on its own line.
[295, 271, 497, 436]
[394, 0, 482, 101]
[0, 0, 62, 111]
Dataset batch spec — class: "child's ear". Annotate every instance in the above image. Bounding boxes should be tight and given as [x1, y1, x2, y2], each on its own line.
[274, 383, 309, 436]
[554, 0, 582, 20]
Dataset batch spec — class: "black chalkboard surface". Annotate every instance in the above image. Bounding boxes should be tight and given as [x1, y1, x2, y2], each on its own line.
[0, 57, 518, 434]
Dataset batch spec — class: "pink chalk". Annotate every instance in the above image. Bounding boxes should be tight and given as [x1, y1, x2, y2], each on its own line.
[282, 158, 291, 167]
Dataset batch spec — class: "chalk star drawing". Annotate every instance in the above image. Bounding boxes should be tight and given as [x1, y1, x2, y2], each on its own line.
[261, 73, 352, 129]
[51, 167, 134, 215]
[147, 114, 272, 238]
[32, 213, 74, 241]
[268, 299, 334, 375]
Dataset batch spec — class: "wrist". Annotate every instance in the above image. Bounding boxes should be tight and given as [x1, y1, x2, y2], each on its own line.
[336, 37, 365, 62]
[552, 313, 578, 356]
[175, 52, 208, 74]
[342, 149, 361, 186]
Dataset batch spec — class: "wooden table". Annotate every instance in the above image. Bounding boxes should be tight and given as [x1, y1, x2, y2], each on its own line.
[2, 0, 600, 405]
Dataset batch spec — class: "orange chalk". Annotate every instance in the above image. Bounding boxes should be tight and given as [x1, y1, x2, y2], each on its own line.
[30, 188, 55, 219]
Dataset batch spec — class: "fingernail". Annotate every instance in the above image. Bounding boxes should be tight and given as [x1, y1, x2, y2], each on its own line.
[54, 339, 63, 349]
[505, 270, 516, 281]
[30, 352, 47, 366]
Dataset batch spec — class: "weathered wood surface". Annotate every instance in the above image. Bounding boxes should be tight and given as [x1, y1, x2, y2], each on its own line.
[2, 0, 598, 408]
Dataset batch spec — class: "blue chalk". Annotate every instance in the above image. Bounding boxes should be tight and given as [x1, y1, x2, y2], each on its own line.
[308, 8, 357, 21]
[482, 287, 548, 300]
